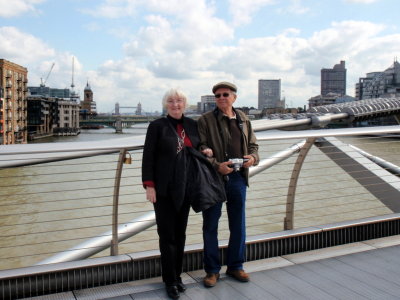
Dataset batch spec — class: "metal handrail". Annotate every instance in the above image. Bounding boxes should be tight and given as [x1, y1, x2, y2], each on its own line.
[1, 125, 399, 167]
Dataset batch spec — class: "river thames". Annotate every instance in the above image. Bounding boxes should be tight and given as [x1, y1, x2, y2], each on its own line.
[1, 125, 399, 270]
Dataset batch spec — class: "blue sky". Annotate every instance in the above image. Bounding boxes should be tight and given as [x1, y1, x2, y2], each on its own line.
[1, 0, 399, 113]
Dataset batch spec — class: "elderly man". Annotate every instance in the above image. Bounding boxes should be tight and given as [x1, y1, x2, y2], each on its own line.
[197, 81, 259, 287]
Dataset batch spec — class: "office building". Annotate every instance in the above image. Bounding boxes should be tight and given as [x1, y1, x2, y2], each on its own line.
[0, 59, 28, 144]
[27, 96, 58, 139]
[199, 95, 217, 113]
[356, 59, 400, 100]
[258, 79, 284, 109]
[308, 94, 355, 109]
[28, 86, 71, 98]
[321, 60, 346, 96]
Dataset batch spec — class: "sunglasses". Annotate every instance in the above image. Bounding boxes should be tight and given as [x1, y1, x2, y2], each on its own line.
[214, 93, 230, 98]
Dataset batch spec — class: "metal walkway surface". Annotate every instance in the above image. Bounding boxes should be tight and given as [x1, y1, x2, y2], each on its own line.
[22, 235, 400, 300]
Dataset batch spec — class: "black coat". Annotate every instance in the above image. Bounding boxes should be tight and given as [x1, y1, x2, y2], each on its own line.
[142, 116, 200, 198]
[142, 116, 225, 212]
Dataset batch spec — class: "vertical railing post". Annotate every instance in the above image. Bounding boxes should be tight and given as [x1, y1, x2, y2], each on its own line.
[111, 148, 127, 256]
[284, 138, 316, 230]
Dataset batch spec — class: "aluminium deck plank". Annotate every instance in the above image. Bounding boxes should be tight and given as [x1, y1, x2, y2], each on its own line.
[282, 263, 365, 299]
[335, 248, 400, 284]
[303, 259, 395, 299]
[259, 267, 338, 300]
[248, 270, 308, 300]
[320, 256, 400, 298]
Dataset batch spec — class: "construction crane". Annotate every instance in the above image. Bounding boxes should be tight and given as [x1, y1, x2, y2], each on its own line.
[40, 62, 55, 87]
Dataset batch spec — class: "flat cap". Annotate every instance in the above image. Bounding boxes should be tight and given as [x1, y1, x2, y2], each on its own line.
[212, 81, 237, 94]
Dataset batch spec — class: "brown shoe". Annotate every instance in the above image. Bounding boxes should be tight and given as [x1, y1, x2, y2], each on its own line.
[226, 269, 250, 282]
[203, 273, 220, 287]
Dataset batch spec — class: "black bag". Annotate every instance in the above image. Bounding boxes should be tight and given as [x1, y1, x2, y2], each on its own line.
[170, 147, 226, 213]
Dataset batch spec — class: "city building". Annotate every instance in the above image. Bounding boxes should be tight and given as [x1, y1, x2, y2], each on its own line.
[308, 93, 355, 109]
[199, 95, 216, 113]
[356, 59, 400, 100]
[321, 60, 346, 96]
[28, 86, 71, 98]
[53, 98, 80, 136]
[258, 79, 284, 109]
[80, 81, 97, 120]
[136, 102, 142, 115]
[0, 59, 28, 144]
[27, 96, 80, 138]
[27, 96, 58, 139]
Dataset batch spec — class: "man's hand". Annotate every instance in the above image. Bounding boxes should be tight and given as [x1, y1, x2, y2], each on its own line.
[146, 186, 157, 203]
[243, 155, 254, 168]
[218, 161, 234, 175]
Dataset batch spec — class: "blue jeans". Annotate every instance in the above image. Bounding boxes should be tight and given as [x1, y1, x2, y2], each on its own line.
[202, 172, 247, 273]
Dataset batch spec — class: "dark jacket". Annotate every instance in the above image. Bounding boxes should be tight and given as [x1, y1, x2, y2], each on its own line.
[171, 146, 226, 212]
[197, 108, 259, 186]
[142, 116, 225, 211]
[142, 116, 200, 198]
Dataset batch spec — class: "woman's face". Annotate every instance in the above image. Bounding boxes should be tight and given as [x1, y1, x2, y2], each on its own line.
[166, 96, 185, 119]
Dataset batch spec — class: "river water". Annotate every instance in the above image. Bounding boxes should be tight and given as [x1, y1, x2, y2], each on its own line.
[1, 126, 399, 270]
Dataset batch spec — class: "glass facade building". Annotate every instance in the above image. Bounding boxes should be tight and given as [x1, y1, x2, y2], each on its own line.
[321, 61, 346, 96]
[258, 79, 283, 109]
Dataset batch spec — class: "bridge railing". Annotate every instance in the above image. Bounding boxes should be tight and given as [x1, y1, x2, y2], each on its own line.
[0, 125, 400, 272]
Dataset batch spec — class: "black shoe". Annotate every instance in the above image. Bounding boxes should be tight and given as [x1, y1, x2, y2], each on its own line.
[177, 281, 186, 292]
[166, 285, 180, 299]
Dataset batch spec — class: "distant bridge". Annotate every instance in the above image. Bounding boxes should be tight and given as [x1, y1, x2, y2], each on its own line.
[80, 115, 157, 132]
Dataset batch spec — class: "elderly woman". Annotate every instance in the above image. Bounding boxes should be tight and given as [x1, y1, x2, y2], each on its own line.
[142, 88, 213, 299]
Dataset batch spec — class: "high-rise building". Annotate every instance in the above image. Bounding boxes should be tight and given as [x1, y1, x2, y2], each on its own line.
[356, 59, 400, 100]
[321, 60, 346, 96]
[258, 79, 284, 109]
[0, 59, 28, 144]
[200, 95, 216, 113]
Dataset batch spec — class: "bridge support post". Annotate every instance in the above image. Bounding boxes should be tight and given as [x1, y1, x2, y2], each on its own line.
[284, 138, 316, 230]
[111, 149, 128, 255]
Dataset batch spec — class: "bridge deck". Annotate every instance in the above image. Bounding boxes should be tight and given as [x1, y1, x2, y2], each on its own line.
[24, 235, 400, 300]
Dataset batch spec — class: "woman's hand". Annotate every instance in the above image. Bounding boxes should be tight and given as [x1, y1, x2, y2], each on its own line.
[201, 148, 213, 157]
[146, 186, 157, 203]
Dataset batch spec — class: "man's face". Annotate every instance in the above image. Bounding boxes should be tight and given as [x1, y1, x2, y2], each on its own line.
[214, 88, 236, 111]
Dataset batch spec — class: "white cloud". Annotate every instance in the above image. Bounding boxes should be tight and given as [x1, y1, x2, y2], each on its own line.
[88, 16, 400, 111]
[0, 27, 87, 93]
[0, 0, 45, 17]
[81, 0, 140, 18]
[0, 27, 54, 64]
[3, 0, 398, 112]
[228, 0, 276, 26]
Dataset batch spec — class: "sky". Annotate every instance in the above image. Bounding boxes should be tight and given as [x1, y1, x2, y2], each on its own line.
[0, 0, 399, 114]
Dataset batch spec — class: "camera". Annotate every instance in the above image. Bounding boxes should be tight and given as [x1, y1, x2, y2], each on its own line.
[229, 158, 249, 172]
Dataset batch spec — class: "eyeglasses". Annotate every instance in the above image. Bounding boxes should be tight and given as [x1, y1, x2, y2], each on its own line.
[214, 93, 230, 98]
[167, 98, 184, 105]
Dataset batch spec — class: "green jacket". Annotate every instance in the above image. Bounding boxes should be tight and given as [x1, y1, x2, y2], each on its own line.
[197, 108, 259, 186]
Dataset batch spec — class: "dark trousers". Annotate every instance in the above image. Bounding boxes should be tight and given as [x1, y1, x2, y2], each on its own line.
[154, 195, 191, 286]
[202, 172, 247, 273]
